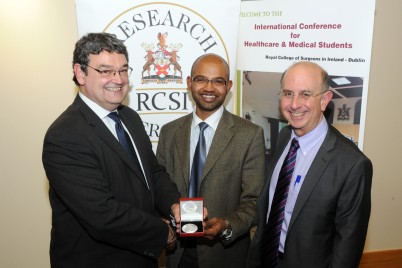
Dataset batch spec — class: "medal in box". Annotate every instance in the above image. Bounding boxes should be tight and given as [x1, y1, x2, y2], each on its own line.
[179, 198, 204, 236]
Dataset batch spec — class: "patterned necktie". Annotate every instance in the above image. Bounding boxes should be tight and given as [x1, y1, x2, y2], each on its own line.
[189, 122, 208, 198]
[108, 112, 143, 177]
[262, 138, 300, 266]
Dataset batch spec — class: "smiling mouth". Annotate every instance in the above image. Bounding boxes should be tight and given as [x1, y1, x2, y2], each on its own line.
[201, 94, 216, 101]
[106, 87, 122, 92]
[291, 111, 305, 117]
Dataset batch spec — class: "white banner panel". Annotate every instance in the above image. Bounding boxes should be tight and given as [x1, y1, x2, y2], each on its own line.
[75, 0, 241, 149]
[237, 0, 375, 150]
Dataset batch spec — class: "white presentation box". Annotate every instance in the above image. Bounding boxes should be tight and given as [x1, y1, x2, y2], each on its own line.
[179, 198, 204, 237]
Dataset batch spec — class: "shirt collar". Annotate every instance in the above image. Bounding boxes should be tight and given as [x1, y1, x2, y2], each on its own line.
[79, 92, 112, 119]
[191, 106, 224, 131]
[291, 117, 328, 155]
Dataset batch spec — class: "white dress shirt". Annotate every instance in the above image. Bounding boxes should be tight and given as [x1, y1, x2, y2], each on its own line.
[189, 106, 224, 177]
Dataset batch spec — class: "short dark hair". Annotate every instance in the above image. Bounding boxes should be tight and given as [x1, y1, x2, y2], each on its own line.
[72, 32, 129, 85]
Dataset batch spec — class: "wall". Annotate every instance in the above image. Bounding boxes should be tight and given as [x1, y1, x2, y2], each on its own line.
[0, 0, 400, 267]
[0, 1, 78, 267]
[363, 0, 402, 251]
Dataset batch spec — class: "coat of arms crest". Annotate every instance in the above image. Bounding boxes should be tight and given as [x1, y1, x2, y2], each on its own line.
[141, 32, 183, 84]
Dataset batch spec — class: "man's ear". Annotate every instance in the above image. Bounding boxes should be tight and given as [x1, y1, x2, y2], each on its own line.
[186, 76, 192, 91]
[73, 64, 86, 86]
[321, 90, 333, 111]
[226, 80, 233, 93]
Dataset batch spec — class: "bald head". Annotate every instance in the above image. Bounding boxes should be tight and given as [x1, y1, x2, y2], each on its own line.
[187, 53, 232, 120]
[281, 61, 329, 93]
[279, 61, 333, 136]
[191, 53, 230, 79]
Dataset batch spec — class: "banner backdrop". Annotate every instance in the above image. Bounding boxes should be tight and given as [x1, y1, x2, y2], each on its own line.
[75, 0, 241, 149]
[237, 0, 375, 150]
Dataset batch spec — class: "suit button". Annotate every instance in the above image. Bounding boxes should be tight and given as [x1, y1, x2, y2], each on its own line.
[143, 251, 154, 257]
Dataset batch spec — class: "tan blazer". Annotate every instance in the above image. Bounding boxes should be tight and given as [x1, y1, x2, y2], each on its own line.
[156, 109, 265, 268]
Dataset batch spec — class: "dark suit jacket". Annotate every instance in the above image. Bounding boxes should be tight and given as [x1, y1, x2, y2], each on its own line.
[248, 124, 372, 268]
[156, 109, 265, 268]
[42, 95, 180, 268]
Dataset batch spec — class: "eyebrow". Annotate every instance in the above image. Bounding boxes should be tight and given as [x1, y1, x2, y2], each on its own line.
[96, 63, 129, 69]
[282, 89, 313, 92]
[193, 75, 227, 80]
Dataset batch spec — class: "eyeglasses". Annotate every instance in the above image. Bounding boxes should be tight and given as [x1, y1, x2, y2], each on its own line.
[85, 65, 132, 79]
[278, 89, 328, 102]
[192, 76, 227, 88]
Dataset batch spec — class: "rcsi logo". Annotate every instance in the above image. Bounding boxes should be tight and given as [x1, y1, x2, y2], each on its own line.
[141, 32, 183, 84]
[103, 3, 228, 145]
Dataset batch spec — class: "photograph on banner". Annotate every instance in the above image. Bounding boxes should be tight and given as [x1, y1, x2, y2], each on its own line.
[75, 0, 241, 149]
[236, 0, 375, 151]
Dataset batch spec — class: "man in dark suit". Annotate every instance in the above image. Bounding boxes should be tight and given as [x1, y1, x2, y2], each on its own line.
[156, 53, 265, 268]
[42, 32, 181, 268]
[247, 61, 372, 268]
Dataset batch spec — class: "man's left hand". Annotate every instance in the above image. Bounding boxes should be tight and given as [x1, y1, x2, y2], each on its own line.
[203, 218, 227, 240]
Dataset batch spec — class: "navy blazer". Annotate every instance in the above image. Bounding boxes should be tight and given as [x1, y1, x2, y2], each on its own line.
[248, 123, 372, 268]
[43, 95, 180, 268]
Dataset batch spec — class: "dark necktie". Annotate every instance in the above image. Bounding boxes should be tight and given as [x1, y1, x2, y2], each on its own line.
[262, 138, 300, 266]
[189, 122, 208, 198]
[108, 112, 143, 177]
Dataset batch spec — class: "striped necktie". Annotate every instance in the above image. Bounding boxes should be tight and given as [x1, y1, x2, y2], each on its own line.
[189, 122, 208, 198]
[262, 138, 300, 266]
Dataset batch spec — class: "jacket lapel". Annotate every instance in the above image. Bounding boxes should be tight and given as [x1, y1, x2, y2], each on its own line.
[118, 108, 153, 191]
[202, 110, 234, 179]
[75, 97, 149, 189]
[175, 114, 192, 188]
[258, 127, 292, 222]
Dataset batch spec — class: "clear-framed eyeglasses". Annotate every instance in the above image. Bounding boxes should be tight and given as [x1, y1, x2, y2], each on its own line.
[278, 89, 328, 102]
[85, 65, 132, 79]
[191, 76, 227, 88]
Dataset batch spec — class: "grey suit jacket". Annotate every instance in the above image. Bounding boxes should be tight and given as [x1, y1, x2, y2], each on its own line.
[42, 95, 180, 268]
[247, 123, 372, 268]
[156, 109, 265, 268]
